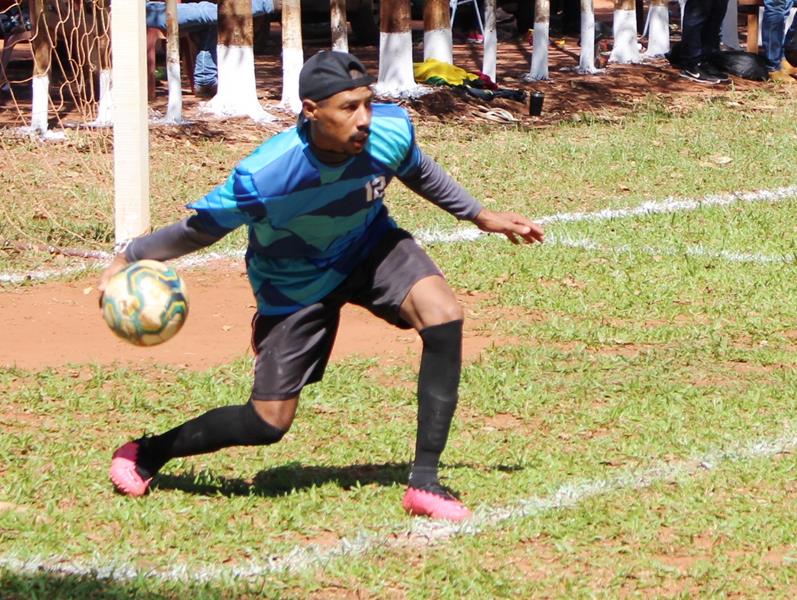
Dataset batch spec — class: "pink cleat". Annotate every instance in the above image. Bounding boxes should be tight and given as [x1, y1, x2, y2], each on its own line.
[402, 484, 472, 522]
[109, 441, 151, 497]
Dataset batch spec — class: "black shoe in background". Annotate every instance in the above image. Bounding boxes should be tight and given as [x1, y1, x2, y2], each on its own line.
[679, 64, 724, 84]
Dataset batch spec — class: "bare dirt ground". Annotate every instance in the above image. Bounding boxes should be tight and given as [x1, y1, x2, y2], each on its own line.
[0, 261, 517, 371]
[0, 2, 774, 372]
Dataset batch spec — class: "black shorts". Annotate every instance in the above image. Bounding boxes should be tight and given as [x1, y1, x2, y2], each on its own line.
[249, 228, 442, 400]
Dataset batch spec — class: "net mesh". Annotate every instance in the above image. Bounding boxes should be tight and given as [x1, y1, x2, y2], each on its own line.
[0, 0, 115, 273]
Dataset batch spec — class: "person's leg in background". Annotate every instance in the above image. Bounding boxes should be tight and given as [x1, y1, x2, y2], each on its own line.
[681, 0, 710, 68]
[192, 26, 218, 96]
[702, 0, 730, 53]
[762, 0, 795, 79]
[673, 0, 728, 82]
[783, 10, 797, 70]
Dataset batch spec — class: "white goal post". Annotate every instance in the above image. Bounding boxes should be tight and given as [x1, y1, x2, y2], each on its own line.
[111, 0, 150, 248]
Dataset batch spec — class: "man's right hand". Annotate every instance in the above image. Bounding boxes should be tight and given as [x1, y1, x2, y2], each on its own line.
[98, 254, 130, 303]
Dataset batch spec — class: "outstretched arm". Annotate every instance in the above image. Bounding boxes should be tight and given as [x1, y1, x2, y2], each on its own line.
[398, 151, 544, 244]
[398, 151, 483, 220]
[98, 216, 224, 292]
[472, 208, 544, 245]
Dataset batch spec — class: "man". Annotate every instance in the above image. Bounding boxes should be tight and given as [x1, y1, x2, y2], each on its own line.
[762, 0, 797, 83]
[100, 51, 544, 521]
[667, 0, 731, 84]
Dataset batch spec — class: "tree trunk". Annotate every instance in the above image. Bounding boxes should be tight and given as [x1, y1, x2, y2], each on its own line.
[609, 0, 641, 63]
[92, 0, 113, 125]
[164, 0, 183, 122]
[331, 0, 349, 52]
[280, 0, 303, 113]
[578, 0, 599, 73]
[644, 0, 670, 57]
[29, 0, 52, 133]
[527, 0, 549, 80]
[205, 0, 272, 121]
[376, 0, 416, 95]
[482, 0, 497, 81]
[423, 0, 452, 64]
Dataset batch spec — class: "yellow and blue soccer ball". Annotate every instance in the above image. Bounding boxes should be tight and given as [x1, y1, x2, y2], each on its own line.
[101, 260, 189, 346]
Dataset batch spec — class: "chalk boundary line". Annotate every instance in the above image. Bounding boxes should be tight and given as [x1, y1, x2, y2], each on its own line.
[0, 430, 795, 582]
[2, 186, 796, 284]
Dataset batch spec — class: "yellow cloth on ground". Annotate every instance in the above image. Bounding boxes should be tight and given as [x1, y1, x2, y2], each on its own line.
[413, 58, 480, 86]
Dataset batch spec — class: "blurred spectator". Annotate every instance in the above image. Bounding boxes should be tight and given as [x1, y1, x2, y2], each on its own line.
[666, 0, 730, 84]
[762, 0, 797, 82]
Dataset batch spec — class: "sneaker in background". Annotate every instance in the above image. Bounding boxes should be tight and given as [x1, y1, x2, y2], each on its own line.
[679, 63, 725, 84]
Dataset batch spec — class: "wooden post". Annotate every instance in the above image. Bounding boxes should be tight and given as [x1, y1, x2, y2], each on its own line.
[29, 0, 52, 133]
[482, 0, 497, 81]
[528, 0, 549, 80]
[423, 0, 452, 64]
[331, 0, 349, 52]
[644, 0, 670, 57]
[578, 0, 598, 73]
[165, 0, 183, 122]
[609, 0, 641, 63]
[377, 0, 415, 94]
[280, 0, 303, 113]
[111, 0, 150, 245]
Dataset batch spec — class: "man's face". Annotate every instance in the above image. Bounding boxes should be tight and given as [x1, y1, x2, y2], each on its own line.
[304, 86, 374, 156]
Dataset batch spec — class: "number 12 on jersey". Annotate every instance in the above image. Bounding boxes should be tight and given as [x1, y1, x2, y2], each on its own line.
[365, 176, 387, 203]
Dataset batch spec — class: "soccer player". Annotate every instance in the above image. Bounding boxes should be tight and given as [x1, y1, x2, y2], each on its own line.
[100, 51, 544, 521]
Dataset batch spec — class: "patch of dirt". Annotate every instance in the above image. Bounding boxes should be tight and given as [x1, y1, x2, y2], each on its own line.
[0, 262, 521, 372]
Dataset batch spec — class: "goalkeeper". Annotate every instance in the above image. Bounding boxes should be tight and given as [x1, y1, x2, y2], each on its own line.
[99, 51, 543, 521]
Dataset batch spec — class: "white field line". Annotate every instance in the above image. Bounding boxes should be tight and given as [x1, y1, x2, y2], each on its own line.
[547, 234, 797, 265]
[416, 185, 797, 244]
[2, 186, 796, 284]
[1, 431, 795, 582]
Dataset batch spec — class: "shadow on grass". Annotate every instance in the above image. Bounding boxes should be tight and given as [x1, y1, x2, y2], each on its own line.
[152, 461, 524, 498]
[0, 569, 201, 600]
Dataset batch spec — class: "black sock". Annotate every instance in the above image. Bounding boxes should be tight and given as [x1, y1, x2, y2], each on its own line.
[408, 320, 462, 489]
[134, 401, 286, 480]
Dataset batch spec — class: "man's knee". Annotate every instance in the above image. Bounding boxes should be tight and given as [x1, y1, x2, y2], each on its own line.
[403, 276, 464, 329]
[413, 300, 463, 330]
[250, 396, 297, 434]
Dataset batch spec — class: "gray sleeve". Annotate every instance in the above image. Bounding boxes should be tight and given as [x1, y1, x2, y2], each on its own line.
[398, 151, 484, 220]
[124, 216, 225, 262]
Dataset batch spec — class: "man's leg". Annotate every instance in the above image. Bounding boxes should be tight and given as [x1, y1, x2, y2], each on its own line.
[110, 397, 296, 497]
[701, 0, 730, 56]
[192, 27, 218, 95]
[763, 0, 793, 72]
[110, 304, 339, 497]
[680, 0, 711, 69]
[398, 275, 471, 521]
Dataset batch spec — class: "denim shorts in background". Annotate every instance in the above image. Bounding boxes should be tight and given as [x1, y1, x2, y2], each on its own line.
[145, 0, 274, 87]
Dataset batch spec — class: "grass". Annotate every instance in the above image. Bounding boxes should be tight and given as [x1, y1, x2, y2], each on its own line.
[3, 86, 797, 597]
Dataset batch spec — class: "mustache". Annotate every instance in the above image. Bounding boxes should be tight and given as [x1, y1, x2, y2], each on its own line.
[351, 127, 371, 141]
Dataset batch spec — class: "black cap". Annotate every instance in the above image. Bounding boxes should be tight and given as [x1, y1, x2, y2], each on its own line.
[298, 51, 375, 102]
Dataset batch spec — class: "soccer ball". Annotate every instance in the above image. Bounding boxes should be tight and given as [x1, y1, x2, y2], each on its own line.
[101, 260, 189, 346]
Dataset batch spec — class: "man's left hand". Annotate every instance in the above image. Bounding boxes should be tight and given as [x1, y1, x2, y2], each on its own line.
[472, 209, 544, 245]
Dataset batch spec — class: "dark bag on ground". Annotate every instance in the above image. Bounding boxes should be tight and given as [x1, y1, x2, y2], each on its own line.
[785, 28, 797, 66]
[706, 51, 768, 81]
[666, 42, 768, 81]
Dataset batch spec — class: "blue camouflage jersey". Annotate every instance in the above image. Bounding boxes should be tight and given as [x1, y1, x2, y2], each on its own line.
[189, 103, 422, 316]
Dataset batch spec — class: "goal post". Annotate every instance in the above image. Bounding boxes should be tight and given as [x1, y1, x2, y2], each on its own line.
[111, 0, 150, 248]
